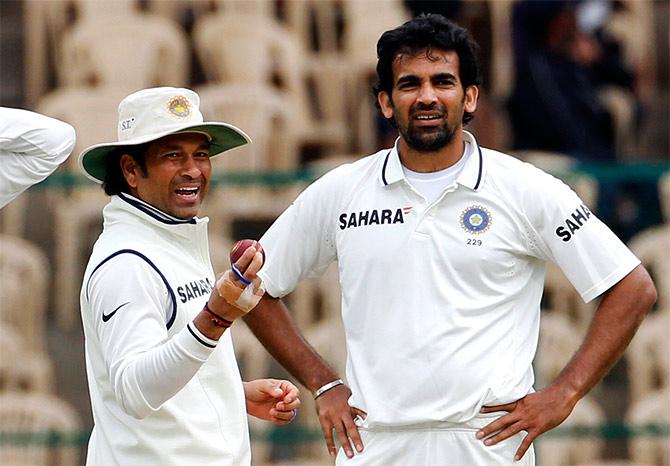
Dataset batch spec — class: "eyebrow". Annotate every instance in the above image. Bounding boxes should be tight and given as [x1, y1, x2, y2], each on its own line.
[396, 72, 458, 86]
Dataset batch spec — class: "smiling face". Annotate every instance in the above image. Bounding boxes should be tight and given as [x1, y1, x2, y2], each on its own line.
[378, 48, 478, 155]
[121, 132, 212, 219]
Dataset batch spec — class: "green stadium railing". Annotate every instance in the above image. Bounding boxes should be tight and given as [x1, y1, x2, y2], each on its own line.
[31, 162, 670, 190]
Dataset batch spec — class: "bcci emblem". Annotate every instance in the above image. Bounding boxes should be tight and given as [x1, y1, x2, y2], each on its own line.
[460, 205, 492, 234]
[167, 96, 191, 119]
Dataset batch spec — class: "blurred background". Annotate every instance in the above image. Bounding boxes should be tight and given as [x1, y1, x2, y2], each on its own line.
[0, 0, 668, 465]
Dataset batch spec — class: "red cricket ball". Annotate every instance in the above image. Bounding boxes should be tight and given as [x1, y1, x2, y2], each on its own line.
[229, 239, 265, 266]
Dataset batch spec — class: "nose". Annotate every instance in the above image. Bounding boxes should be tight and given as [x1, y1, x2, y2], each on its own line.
[417, 82, 438, 105]
[180, 155, 202, 179]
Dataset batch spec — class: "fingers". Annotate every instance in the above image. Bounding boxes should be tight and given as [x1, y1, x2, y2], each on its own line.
[319, 414, 363, 459]
[278, 381, 300, 407]
[342, 410, 364, 455]
[271, 381, 301, 423]
[479, 417, 535, 461]
[476, 412, 516, 441]
[481, 420, 524, 446]
[334, 420, 353, 458]
[274, 395, 301, 412]
[319, 418, 339, 458]
[480, 402, 517, 413]
[351, 407, 367, 421]
[233, 245, 258, 274]
[315, 385, 364, 458]
[515, 432, 535, 461]
[242, 251, 264, 281]
[231, 246, 263, 288]
[270, 408, 298, 425]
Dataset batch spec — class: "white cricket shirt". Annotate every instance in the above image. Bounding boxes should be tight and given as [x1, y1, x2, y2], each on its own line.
[81, 194, 250, 465]
[259, 131, 639, 427]
[0, 107, 75, 208]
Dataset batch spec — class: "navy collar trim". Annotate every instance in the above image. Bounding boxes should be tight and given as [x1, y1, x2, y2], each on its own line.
[118, 193, 196, 225]
[379, 131, 484, 190]
[381, 150, 392, 186]
[474, 142, 483, 190]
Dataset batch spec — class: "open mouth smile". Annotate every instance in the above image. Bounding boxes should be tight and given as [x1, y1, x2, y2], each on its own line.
[175, 186, 201, 201]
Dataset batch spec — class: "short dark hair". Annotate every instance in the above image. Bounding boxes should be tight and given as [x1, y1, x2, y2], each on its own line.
[102, 144, 149, 196]
[373, 13, 482, 124]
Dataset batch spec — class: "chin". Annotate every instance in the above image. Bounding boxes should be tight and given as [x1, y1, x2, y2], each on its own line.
[170, 206, 200, 219]
[404, 127, 454, 152]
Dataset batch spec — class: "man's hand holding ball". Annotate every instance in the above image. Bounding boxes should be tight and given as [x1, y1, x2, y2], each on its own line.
[207, 240, 266, 323]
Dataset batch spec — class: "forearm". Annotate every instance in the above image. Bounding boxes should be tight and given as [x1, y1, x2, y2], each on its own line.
[119, 301, 240, 417]
[124, 286, 262, 413]
[243, 295, 340, 392]
[113, 322, 217, 418]
[549, 265, 656, 402]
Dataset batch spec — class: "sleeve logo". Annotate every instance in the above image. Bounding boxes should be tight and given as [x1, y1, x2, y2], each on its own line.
[102, 302, 130, 322]
[555, 204, 592, 242]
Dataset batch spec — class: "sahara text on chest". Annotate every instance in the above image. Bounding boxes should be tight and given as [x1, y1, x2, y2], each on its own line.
[177, 278, 214, 303]
[339, 208, 407, 230]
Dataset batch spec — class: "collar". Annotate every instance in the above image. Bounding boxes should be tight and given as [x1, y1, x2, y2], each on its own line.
[378, 130, 485, 191]
[117, 192, 197, 225]
[104, 193, 209, 240]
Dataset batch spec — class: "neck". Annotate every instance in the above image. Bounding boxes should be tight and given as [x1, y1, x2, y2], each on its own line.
[398, 130, 466, 173]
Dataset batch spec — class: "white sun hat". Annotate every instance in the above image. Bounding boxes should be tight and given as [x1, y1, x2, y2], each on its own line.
[78, 87, 251, 183]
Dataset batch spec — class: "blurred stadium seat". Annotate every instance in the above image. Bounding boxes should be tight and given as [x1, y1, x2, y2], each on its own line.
[626, 312, 670, 403]
[0, 235, 49, 352]
[627, 389, 670, 466]
[535, 313, 582, 389]
[57, 13, 189, 92]
[0, 324, 53, 393]
[0, 391, 82, 466]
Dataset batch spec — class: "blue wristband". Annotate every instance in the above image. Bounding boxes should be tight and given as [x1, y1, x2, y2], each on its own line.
[231, 264, 252, 286]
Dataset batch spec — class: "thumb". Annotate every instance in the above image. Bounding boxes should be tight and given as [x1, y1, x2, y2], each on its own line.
[258, 380, 283, 398]
[352, 407, 367, 420]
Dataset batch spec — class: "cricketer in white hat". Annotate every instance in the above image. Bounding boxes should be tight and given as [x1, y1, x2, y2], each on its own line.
[78, 88, 299, 466]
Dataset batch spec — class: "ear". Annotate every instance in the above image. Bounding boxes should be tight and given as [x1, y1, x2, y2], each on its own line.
[464, 85, 479, 114]
[378, 91, 394, 120]
[120, 154, 140, 189]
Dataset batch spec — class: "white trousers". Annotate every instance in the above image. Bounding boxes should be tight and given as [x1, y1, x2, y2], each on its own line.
[336, 412, 535, 466]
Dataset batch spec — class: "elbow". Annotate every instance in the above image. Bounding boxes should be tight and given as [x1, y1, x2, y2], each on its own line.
[120, 400, 154, 420]
[632, 271, 657, 324]
[52, 123, 77, 163]
[117, 391, 157, 420]
[114, 372, 159, 420]
[60, 124, 77, 159]
[640, 279, 657, 315]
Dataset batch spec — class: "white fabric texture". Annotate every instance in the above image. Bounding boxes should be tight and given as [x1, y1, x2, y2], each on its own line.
[259, 131, 639, 430]
[336, 412, 535, 466]
[0, 107, 75, 208]
[80, 193, 250, 466]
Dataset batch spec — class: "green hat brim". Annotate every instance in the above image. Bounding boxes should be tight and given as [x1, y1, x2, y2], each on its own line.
[79, 123, 251, 183]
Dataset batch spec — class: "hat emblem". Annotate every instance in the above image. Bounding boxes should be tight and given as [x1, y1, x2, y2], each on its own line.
[167, 96, 191, 118]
